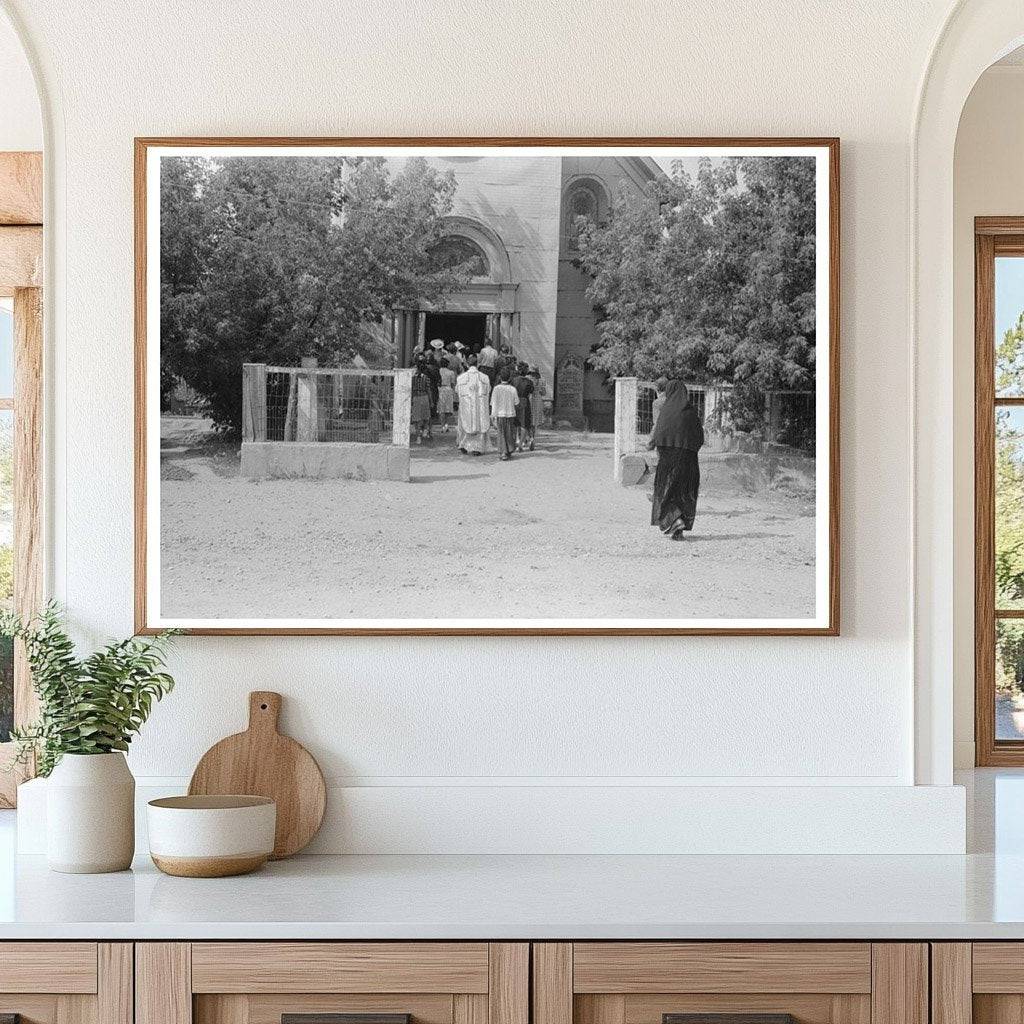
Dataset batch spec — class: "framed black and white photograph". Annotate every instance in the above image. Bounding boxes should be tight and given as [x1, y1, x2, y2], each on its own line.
[135, 137, 839, 635]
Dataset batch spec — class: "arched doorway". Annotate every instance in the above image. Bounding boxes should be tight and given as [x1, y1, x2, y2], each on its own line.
[392, 216, 518, 367]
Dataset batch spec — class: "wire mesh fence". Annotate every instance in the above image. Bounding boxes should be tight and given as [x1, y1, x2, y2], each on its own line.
[765, 390, 815, 451]
[259, 366, 397, 443]
[633, 380, 812, 448]
[636, 381, 657, 438]
[635, 381, 709, 441]
[614, 376, 815, 481]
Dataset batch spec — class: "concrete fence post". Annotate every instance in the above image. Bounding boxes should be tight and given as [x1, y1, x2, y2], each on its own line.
[392, 368, 413, 447]
[765, 391, 776, 444]
[241, 363, 267, 442]
[297, 357, 318, 442]
[613, 376, 638, 482]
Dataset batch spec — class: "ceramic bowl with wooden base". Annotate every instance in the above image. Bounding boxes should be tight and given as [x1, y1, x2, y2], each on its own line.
[147, 795, 276, 877]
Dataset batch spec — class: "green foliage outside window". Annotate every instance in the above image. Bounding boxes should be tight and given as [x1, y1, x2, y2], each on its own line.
[991, 316, 1024, 697]
[996, 317, 1024, 618]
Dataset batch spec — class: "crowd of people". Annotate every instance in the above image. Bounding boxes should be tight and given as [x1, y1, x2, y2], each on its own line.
[409, 338, 545, 461]
[408, 339, 704, 540]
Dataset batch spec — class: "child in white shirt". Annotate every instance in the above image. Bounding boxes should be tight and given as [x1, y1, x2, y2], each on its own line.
[490, 370, 519, 461]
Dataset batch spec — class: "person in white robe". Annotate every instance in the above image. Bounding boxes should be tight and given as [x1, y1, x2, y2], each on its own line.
[456, 357, 492, 455]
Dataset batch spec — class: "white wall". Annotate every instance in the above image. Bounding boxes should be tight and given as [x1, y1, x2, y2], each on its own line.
[0, 0, 973, 851]
[952, 65, 1024, 768]
[0, 8, 39, 151]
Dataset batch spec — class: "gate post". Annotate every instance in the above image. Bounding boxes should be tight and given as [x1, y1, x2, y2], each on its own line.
[392, 368, 413, 446]
[613, 377, 638, 482]
[297, 356, 318, 442]
[241, 363, 267, 442]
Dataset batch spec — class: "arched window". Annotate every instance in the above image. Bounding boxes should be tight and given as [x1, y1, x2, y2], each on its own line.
[429, 235, 490, 279]
[563, 179, 608, 249]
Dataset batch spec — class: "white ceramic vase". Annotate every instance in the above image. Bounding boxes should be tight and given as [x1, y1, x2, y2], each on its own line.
[46, 752, 135, 873]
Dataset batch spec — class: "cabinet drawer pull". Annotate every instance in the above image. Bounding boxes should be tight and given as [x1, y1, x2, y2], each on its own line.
[283, 1016, 411, 1024]
[664, 1016, 796, 1024]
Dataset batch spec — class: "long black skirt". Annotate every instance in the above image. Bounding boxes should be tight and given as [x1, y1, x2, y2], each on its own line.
[651, 446, 700, 535]
[515, 394, 532, 431]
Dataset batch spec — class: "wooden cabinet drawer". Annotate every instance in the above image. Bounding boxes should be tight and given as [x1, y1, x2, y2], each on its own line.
[0, 942, 98, 993]
[572, 943, 872, 994]
[535, 943, 927, 1024]
[933, 942, 1024, 1024]
[0, 942, 130, 1024]
[191, 943, 490, 993]
[972, 943, 1024, 992]
[138, 942, 528, 1024]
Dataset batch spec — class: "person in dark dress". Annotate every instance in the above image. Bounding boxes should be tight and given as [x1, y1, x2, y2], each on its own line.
[647, 380, 704, 540]
[511, 361, 534, 451]
[422, 350, 442, 417]
[410, 356, 434, 444]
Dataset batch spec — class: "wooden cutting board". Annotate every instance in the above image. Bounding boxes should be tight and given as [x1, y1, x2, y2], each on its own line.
[188, 691, 326, 859]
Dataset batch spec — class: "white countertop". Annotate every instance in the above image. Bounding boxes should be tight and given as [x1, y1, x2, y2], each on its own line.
[1, 850, 1024, 940]
[1, 769, 1022, 941]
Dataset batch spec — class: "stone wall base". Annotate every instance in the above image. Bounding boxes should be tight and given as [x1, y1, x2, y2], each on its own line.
[241, 441, 410, 482]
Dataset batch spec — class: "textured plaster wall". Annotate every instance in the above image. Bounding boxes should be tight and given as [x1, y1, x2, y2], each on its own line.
[0, 8, 39, 151]
[0, 0, 968, 809]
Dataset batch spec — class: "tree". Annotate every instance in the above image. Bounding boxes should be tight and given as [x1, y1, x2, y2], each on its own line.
[160, 155, 468, 433]
[996, 314, 1024, 611]
[159, 156, 215, 408]
[576, 156, 817, 437]
[992, 315, 1024, 695]
[997, 310, 1024, 396]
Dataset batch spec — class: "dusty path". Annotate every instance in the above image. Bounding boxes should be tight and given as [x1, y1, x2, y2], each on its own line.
[159, 418, 816, 622]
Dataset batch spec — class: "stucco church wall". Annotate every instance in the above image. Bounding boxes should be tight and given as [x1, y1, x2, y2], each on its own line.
[441, 156, 561, 385]
[555, 156, 660, 426]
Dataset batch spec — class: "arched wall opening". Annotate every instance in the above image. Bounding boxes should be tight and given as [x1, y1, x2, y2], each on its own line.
[913, 0, 1024, 785]
[952, 48, 1024, 769]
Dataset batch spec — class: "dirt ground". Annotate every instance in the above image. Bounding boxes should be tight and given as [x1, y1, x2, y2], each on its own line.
[158, 416, 817, 622]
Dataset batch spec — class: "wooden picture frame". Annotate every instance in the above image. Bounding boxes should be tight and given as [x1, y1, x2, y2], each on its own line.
[135, 137, 840, 637]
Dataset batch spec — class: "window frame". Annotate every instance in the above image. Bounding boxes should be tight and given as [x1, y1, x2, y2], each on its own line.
[0, 288, 43, 805]
[975, 217, 1024, 765]
[0, 151, 43, 806]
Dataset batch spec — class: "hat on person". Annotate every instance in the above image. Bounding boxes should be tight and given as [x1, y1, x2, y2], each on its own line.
[429, 338, 444, 350]
[453, 342, 465, 351]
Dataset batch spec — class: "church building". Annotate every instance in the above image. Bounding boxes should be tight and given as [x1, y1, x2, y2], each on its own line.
[388, 153, 664, 429]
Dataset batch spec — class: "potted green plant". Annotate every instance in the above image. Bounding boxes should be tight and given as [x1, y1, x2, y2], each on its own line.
[1, 603, 177, 873]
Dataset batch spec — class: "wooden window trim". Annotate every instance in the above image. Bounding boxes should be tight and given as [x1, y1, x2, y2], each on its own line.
[975, 217, 1024, 765]
[0, 151, 43, 807]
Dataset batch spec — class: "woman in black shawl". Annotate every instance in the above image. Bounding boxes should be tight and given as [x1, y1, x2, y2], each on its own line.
[648, 380, 704, 539]
[511, 362, 534, 450]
